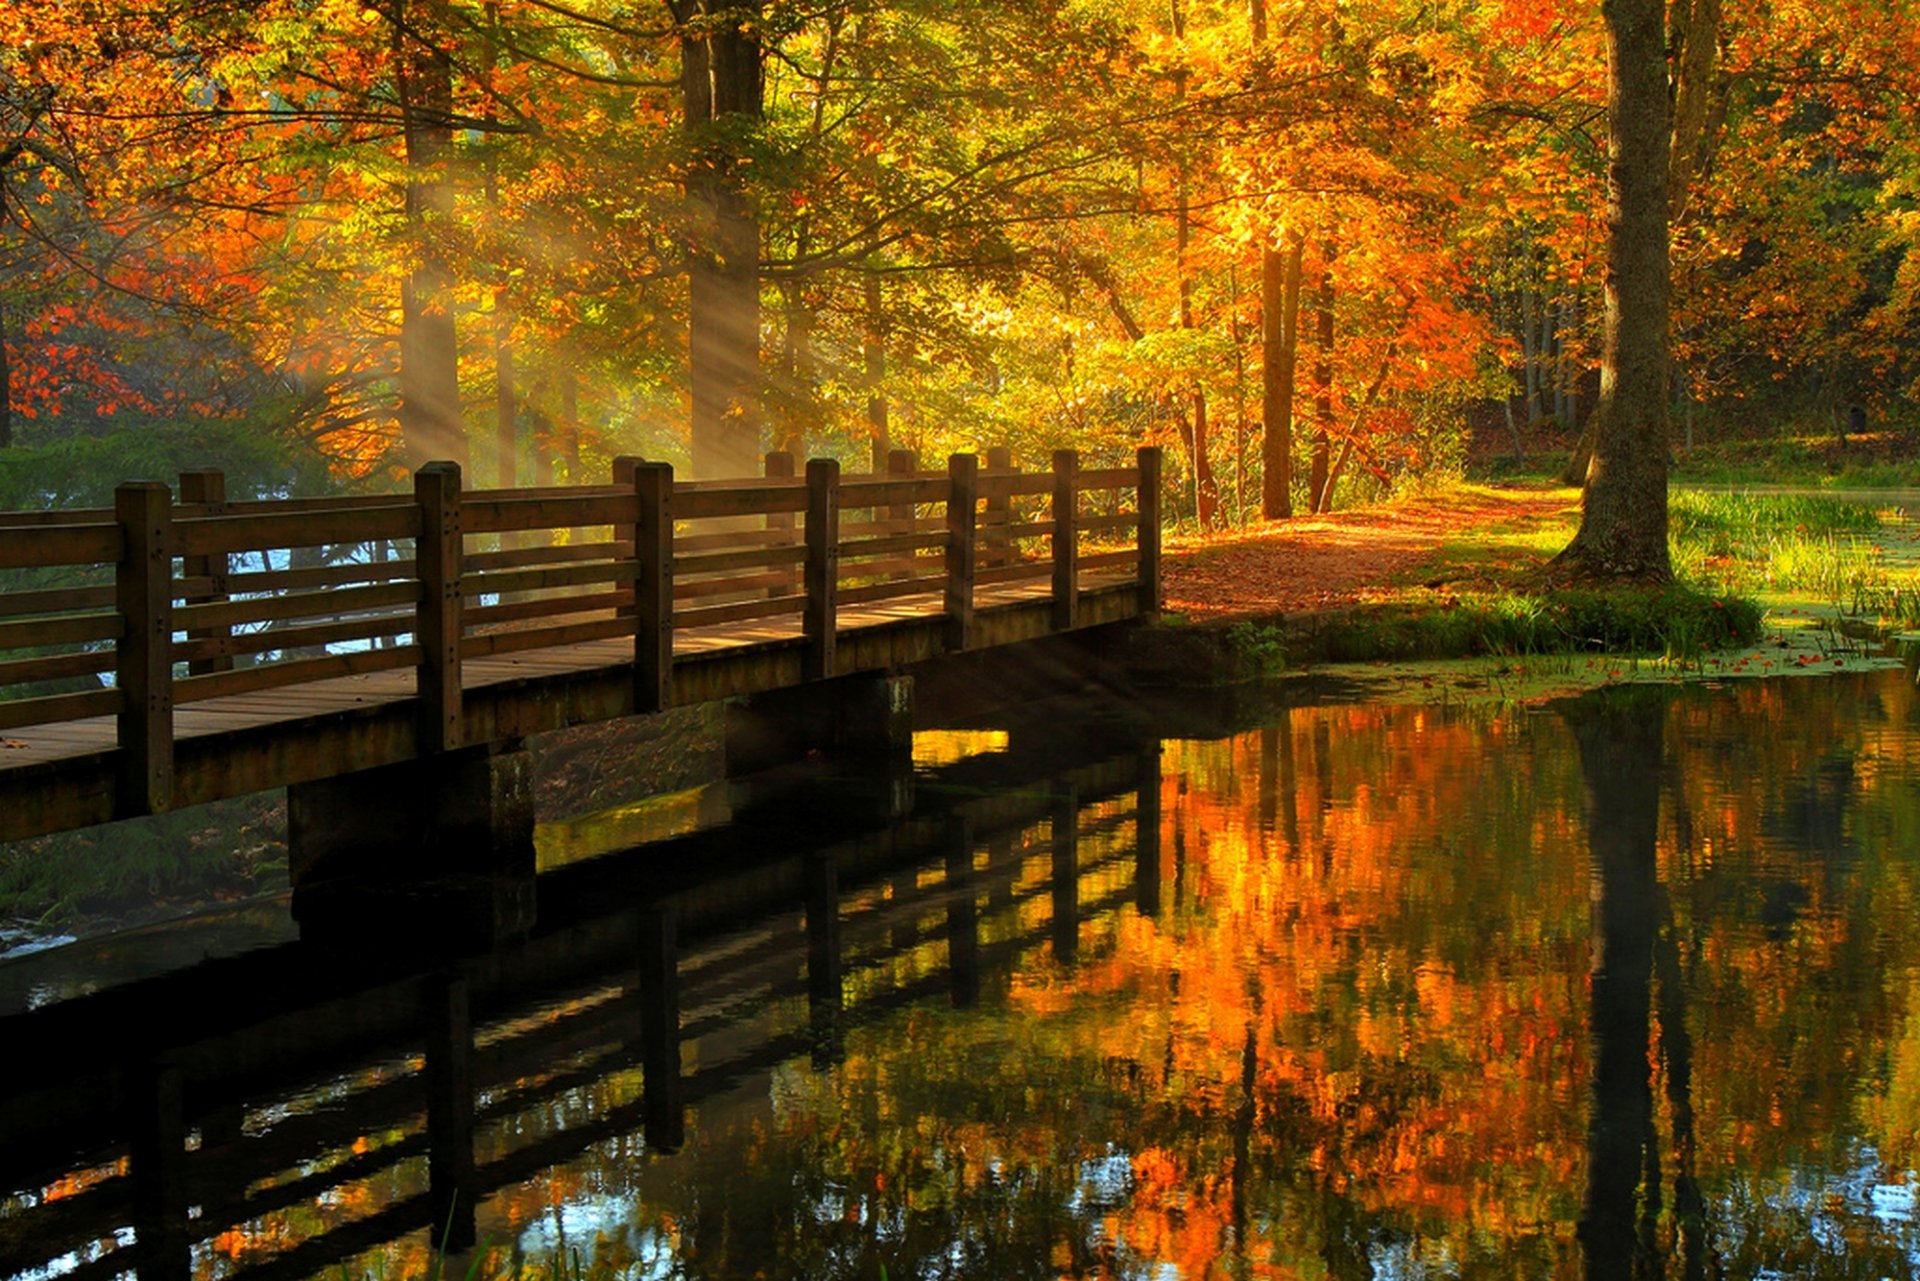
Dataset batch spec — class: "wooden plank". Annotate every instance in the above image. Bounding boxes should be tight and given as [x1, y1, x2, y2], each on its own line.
[0, 583, 115, 618]
[1076, 466, 1137, 489]
[984, 446, 1013, 570]
[172, 612, 414, 663]
[462, 491, 636, 535]
[0, 505, 113, 526]
[224, 558, 416, 595]
[0, 688, 120, 732]
[1080, 550, 1137, 571]
[173, 579, 422, 631]
[115, 481, 173, 814]
[974, 561, 1052, 587]
[464, 589, 627, 630]
[675, 570, 796, 601]
[673, 543, 808, 578]
[671, 527, 790, 554]
[466, 482, 626, 502]
[945, 454, 979, 652]
[0, 611, 120, 651]
[178, 469, 233, 677]
[840, 530, 948, 560]
[464, 560, 629, 598]
[465, 541, 627, 571]
[976, 473, 1053, 499]
[174, 646, 419, 704]
[840, 574, 947, 607]
[803, 459, 839, 681]
[634, 462, 673, 714]
[461, 615, 631, 659]
[220, 493, 414, 514]
[674, 483, 808, 521]
[837, 475, 946, 510]
[175, 505, 419, 556]
[415, 463, 463, 752]
[764, 451, 799, 600]
[0, 523, 122, 570]
[1051, 450, 1078, 632]
[675, 594, 806, 630]
[1137, 445, 1162, 616]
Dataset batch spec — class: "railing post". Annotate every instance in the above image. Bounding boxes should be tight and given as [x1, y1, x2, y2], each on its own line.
[611, 455, 642, 619]
[415, 461, 464, 754]
[1051, 449, 1078, 631]
[765, 450, 798, 598]
[887, 448, 916, 581]
[115, 481, 173, 817]
[177, 468, 232, 676]
[945, 453, 979, 652]
[1137, 445, 1162, 618]
[984, 446, 1012, 569]
[804, 458, 840, 681]
[633, 461, 674, 713]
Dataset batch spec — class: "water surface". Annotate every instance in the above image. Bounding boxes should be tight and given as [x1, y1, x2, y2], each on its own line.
[8, 670, 1920, 1279]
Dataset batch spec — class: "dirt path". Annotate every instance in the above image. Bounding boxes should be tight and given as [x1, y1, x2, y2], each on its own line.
[1162, 485, 1576, 621]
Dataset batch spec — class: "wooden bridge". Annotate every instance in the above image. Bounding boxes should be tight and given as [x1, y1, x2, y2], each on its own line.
[0, 447, 1161, 849]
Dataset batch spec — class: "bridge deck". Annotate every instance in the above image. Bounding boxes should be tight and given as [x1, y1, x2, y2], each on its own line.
[0, 575, 1108, 772]
[0, 450, 1161, 842]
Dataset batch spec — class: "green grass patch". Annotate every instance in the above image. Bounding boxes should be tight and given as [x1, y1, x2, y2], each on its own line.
[1303, 585, 1762, 664]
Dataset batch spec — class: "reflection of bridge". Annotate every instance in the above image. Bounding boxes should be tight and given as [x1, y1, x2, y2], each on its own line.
[0, 448, 1159, 847]
[0, 730, 1163, 1281]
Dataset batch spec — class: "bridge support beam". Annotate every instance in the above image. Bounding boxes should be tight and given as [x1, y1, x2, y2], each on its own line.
[287, 741, 536, 949]
[724, 672, 915, 777]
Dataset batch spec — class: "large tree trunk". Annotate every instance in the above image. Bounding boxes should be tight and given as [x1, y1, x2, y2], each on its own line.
[675, 0, 764, 479]
[1553, 0, 1673, 582]
[1261, 231, 1303, 519]
[396, 0, 464, 471]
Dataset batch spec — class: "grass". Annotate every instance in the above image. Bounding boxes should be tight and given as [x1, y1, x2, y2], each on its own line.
[1275, 484, 1920, 670]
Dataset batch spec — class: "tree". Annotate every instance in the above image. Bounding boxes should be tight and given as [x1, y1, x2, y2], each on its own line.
[1553, 0, 1679, 582]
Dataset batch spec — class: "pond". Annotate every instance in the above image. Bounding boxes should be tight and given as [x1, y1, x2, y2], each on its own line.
[7, 666, 1920, 1279]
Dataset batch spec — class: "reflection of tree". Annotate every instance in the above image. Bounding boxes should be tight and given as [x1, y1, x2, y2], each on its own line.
[1571, 690, 1663, 1280]
[1572, 689, 1711, 1281]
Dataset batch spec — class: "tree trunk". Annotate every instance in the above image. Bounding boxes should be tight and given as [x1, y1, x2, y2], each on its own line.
[395, 0, 464, 471]
[0, 296, 11, 449]
[1261, 232, 1303, 519]
[674, 0, 764, 479]
[864, 263, 887, 470]
[775, 278, 814, 458]
[483, 2, 513, 488]
[1308, 244, 1334, 513]
[1554, 0, 1673, 582]
[558, 366, 580, 482]
[1169, 0, 1218, 528]
[1521, 281, 1542, 422]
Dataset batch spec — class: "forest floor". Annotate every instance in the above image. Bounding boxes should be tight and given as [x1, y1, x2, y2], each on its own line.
[1162, 481, 1580, 622]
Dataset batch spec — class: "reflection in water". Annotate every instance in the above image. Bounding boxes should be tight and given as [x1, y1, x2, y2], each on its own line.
[1572, 692, 1665, 1281]
[10, 673, 1920, 1277]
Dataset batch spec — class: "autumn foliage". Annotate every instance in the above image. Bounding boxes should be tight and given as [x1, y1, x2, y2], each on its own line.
[3, 0, 1920, 505]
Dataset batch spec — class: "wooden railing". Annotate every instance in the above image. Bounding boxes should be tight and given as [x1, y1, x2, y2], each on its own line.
[0, 447, 1161, 810]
